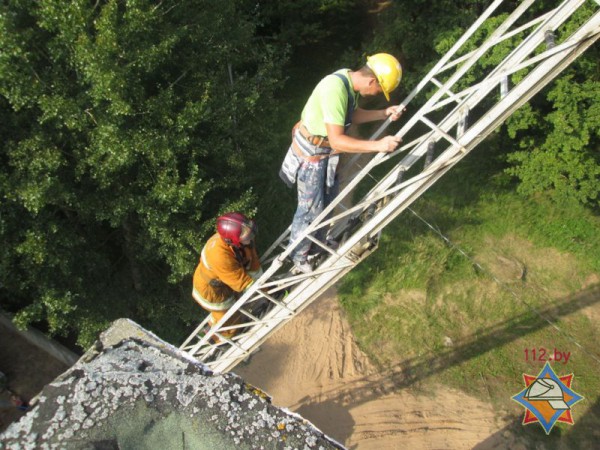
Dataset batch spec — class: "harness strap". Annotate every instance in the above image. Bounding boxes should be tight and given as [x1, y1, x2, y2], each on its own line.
[200, 240, 247, 284]
[296, 122, 331, 148]
[333, 72, 355, 130]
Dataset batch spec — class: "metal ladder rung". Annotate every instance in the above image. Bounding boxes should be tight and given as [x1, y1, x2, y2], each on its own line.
[420, 116, 467, 153]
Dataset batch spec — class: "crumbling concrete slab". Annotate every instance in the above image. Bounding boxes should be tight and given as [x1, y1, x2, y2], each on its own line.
[0, 320, 344, 450]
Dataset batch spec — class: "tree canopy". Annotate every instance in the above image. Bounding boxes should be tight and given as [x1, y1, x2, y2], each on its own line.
[0, 0, 287, 346]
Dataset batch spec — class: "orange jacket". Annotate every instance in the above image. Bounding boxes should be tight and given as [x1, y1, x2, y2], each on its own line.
[192, 233, 262, 311]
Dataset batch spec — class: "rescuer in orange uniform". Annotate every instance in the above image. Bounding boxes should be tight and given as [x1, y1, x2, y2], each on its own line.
[192, 212, 263, 338]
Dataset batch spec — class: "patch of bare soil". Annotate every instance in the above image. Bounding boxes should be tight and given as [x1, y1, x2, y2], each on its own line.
[236, 289, 511, 449]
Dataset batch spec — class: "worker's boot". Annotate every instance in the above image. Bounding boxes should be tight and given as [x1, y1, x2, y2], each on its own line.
[292, 260, 313, 274]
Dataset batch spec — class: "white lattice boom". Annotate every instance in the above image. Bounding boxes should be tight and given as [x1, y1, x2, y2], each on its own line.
[180, 0, 600, 373]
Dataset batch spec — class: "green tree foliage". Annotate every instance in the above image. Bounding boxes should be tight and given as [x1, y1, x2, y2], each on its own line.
[366, 1, 486, 93]
[367, 1, 599, 206]
[241, 0, 365, 48]
[0, 0, 286, 347]
[504, 3, 600, 207]
[505, 63, 600, 206]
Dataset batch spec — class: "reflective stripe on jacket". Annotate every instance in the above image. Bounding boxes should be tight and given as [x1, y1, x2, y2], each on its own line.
[192, 287, 235, 311]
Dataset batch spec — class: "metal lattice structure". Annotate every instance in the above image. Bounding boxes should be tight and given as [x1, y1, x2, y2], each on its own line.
[180, 0, 600, 373]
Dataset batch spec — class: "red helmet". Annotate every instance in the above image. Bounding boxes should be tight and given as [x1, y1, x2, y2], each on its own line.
[216, 212, 257, 247]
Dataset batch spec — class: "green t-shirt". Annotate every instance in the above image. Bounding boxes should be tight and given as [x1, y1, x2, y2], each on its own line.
[300, 69, 360, 137]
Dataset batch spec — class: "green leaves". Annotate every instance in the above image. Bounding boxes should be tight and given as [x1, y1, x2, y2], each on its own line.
[0, 0, 287, 347]
[371, 1, 599, 206]
[506, 66, 600, 206]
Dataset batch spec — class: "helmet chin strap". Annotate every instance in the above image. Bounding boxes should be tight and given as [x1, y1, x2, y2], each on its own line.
[223, 237, 253, 249]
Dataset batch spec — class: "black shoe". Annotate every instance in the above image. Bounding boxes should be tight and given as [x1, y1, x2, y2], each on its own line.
[251, 299, 272, 317]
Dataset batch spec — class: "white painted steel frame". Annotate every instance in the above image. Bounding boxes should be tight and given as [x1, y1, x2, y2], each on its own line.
[180, 0, 600, 373]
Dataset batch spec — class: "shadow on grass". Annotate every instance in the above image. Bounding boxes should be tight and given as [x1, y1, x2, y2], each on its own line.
[472, 416, 527, 450]
[338, 206, 484, 302]
[564, 396, 600, 449]
[472, 396, 600, 450]
[313, 283, 600, 409]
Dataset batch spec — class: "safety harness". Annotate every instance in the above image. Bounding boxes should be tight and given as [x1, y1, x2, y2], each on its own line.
[335, 72, 355, 131]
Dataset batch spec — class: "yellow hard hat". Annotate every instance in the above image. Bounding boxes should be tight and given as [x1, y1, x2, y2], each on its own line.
[366, 53, 402, 101]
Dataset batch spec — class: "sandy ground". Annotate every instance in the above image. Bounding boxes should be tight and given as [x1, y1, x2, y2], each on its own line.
[236, 289, 511, 449]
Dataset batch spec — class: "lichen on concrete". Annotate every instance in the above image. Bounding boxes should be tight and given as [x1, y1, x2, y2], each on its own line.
[0, 320, 344, 450]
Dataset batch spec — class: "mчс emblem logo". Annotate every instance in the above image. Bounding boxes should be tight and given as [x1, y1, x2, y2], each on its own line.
[512, 362, 584, 434]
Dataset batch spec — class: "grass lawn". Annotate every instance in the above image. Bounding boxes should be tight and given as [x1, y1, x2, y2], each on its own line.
[337, 145, 600, 448]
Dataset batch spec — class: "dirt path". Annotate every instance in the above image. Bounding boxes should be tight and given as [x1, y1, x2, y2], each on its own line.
[236, 289, 509, 449]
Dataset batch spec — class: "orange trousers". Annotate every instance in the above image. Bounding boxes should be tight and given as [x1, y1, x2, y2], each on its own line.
[206, 309, 245, 340]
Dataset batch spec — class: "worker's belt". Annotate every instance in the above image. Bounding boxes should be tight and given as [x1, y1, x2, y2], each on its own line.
[291, 140, 329, 163]
[297, 123, 331, 148]
[291, 121, 333, 163]
[198, 267, 224, 286]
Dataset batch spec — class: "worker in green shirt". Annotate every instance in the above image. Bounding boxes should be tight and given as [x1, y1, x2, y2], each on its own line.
[280, 53, 405, 274]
